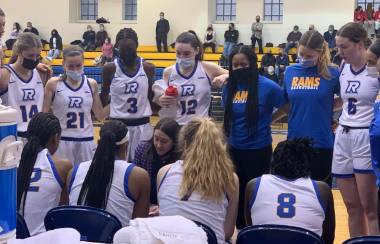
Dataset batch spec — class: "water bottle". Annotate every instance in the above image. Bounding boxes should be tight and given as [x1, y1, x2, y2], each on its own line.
[0, 105, 23, 244]
[159, 86, 180, 118]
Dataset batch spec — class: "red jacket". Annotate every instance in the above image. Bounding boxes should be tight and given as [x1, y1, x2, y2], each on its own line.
[375, 10, 380, 21]
[354, 10, 365, 22]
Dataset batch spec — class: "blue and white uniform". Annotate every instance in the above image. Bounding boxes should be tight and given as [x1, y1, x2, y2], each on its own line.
[0, 64, 44, 144]
[168, 61, 212, 125]
[333, 63, 380, 177]
[111, 57, 153, 161]
[69, 160, 136, 227]
[22, 148, 63, 236]
[158, 160, 229, 244]
[52, 75, 96, 166]
[250, 174, 325, 236]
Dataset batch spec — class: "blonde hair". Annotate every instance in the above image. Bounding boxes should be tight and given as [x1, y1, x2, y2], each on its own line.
[60, 45, 84, 81]
[299, 30, 333, 80]
[8, 32, 42, 64]
[178, 117, 237, 203]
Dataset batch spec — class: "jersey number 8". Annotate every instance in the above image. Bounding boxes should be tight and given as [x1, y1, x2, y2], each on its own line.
[276, 193, 296, 218]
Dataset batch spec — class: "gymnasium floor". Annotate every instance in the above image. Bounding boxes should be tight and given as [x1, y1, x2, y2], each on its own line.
[94, 117, 350, 244]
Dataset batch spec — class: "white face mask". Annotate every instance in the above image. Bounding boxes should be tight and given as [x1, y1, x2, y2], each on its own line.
[66, 69, 84, 81]
[366, 66, 380, 78]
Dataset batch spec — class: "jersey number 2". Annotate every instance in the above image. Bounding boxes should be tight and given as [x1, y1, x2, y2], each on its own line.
[28, 168, 42, 192]
[67, 112, 85, 129]
[276, 193, 296, 218]
[20, 105, 39, 122]
[181, 100, 198, 115]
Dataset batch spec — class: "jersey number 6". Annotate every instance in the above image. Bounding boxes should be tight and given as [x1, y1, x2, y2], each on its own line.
[276, 193, 296, 218]
[348, 98, 358, 115]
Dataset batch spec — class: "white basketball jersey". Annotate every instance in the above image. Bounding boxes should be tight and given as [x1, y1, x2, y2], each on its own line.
[250, 175, 325, 236]
[22, 148, 62, 236]
[110, 57, 152, 119]
[168, 62, 211, 125]
[158, 161, 229, 244]
[69, 160, 136, 227]
[52, 76, 94, 138]
[339, 63, 380, 127]
[0, 64, 44, 132]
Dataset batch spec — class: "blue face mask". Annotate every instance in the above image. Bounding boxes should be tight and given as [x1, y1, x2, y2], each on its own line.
[298, 56, 317, 68]
[66, 69, 84, 81]
[88, 28, 92, 31]
[176, 56, 195, 68]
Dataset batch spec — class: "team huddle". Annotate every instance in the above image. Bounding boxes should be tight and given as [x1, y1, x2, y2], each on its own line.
[1, 16, 380, 244]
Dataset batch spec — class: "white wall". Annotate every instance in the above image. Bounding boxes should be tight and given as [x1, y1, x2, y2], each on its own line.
[1, 0, 356, 47]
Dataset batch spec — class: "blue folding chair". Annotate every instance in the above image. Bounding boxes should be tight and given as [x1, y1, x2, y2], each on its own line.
[343, 235, 380, 244]
[16, 212, 30, 239]
[236, 225, 324, 244]
[44, 206, 122, 243]
[193, 220, 218, 244]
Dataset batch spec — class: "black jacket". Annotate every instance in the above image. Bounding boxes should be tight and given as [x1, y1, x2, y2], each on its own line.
[24, 27, 39, 36]
[323, 30, 337, 45]
[261, 54, 276, 68]
[49, 33, 63, 50]
[156, 19, 170, 34]
[265, 73, 279, 83]
[83, 31, 96, 42]
[224, 30, 239, 43]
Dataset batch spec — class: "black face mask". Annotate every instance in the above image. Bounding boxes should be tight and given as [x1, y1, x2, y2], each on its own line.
[21, 56, 39, 70]
[256, 18, 260, 22]
[120, 52, 137, 66]
[309, 28, 312, 30]
[267, 53, 272, 57]
[279, 53, 283, 57]
[229, 27, 232, 31]
[233, 67, 252, 82]
[52, 32, 56, 36]
[207, 28, 213, 31]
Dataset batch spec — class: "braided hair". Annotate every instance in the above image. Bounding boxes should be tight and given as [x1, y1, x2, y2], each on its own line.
[17, 112, 61, 215]
[115, 28, 138, 47]
[77, 120, 128, 209]
[223, 45, 259, 137]
[271, 137, 318, 179]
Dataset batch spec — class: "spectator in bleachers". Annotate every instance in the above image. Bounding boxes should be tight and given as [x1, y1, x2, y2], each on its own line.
[156, 12, 170, 53]
[24, 22, 39, 36]
[46, 29, 62, 62]
[111, 42, 120, 62]
[92, 24, 108, 51]
[203, 25, 218, 53]
[285, 25, 302, 54]
[223, 23, 239, 58]
[78, 25, 95, 52]
[324, 25, 337, 47]
[100, 37, 113, 66]
[259, 48, 276, 75]
[251, 15, 263, 54]
[309, 24, 315, 31]
[364, 3, 376, 39]
[245, 137, 335, 244]
[275, 48, 289, 78]
[265, 66, 279, 83]
[354, 6, 365, 24]
[375, 5, 380, 37]
[332, 52, 342, 66]
[5, 22, 22, 50]
[0, 9, 4, 66]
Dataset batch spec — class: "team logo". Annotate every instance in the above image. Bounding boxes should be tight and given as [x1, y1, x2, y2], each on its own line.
[22, 89, 36, 101]
[68, 97, 83, 108]
[125, 82, 139, 94]
[233, 91, 248, 103]
[181, 85, 195, 96]
[345, 81, 360, 93]
[291, 77, 320, 90]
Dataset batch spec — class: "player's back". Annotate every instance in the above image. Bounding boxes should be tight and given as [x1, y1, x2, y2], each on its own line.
[250, 174, 325, 235]
[23, 148, 62, 236]
[69, 160, 136, 227]
[158, 160, 229, 244]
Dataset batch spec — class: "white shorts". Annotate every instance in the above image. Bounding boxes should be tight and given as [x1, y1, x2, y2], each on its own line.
[54, 139, 96, 166]
[332, 125, 373, 178]
[17, 136, 28, 146]
[127, 123, 153, 162]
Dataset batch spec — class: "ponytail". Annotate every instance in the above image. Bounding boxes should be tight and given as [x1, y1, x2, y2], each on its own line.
[8, 42, 19, 64]
[77, 120, 128, 209]
[317, 42, 333, 80]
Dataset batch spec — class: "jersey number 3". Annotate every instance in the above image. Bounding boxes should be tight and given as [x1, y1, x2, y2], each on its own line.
[276, 193, 296, 218]
[127, 98, 138, 113]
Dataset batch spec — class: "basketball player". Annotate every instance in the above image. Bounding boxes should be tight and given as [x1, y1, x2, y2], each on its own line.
[157, 118, 239, 244]
[100, 28, 159, 161]
[43, 45, 110, 166]
[245, 137, 335, 244]
[17, 112, 72, 236]
[334, 22, 380, 236]
[154, 31, 228, 126]
[222, 45, 288, 231]
[68, 120, 150, 227]
[0, 33, 46, 145]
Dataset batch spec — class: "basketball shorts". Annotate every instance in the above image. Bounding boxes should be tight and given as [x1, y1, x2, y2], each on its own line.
[54, 139, 96, 166]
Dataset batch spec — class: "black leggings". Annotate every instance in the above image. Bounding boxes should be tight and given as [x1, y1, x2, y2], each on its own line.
[203, 42, 216, 53]
[229, 144, 272, 230]
[308, 148, 333, 188]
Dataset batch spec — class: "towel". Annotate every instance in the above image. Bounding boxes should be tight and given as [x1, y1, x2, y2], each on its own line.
[7, 228, 81, 244]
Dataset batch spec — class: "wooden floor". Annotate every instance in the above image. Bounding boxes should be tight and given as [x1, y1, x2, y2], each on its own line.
[93, 120, 350, 244]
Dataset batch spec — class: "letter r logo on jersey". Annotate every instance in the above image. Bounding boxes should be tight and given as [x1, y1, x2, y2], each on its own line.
[125, 82, 139, 94]
[345, 81, 361, 93]
[22, 89, 36, 101]
[181, 85, 195, 96]
[68, 97, 83, 108]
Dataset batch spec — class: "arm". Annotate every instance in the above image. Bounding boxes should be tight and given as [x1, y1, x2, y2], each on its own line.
[143, 61, 161, 114]
[285, 56, 290, 66]
[287, 33, 291, 42]
[91, 31, 96, 42]
[89, 78, 110, 121]
[244, 178, 257, 226]
[100, 62, 116, 106]
[129, 166, 151, 219]
[317, 181, 336, 244]
[272, 102, 290, 123]
[201, 61, 229, 88]
[53, 156, 73, 206]
[35, 28, 39, 36]
[210, 32, 216, 43]
[251, 23, 256, 32]
[166, 20, 170, 34]
[333, 96, 343, 111]
[157, 66, 175, 107]
[0, 67, 11, 93]
[224, 31, 227, 39]
[82, 32, 86, 40]
[234, 31, 239, 43]
[42, 78, 58, 112]
[224, 173, 239, 241]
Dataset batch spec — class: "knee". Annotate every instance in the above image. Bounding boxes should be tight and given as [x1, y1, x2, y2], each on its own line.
[345, 201, 365, 216]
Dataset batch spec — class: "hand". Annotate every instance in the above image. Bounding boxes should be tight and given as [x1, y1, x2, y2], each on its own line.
[369, 21, 372, 26]
[36, 63, 53, 79]
[280, 65, 284, 68]
[331, 118, 339, 133]
[149, 205, 159, 217]
[158, 94, 175, 107]
[212, 74, 228, 88]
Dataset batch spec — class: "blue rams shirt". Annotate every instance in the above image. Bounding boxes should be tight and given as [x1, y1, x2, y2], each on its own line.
[370, 109, 380, 186]
[222, 75, 287, 149]
[283, 64, 340, 149]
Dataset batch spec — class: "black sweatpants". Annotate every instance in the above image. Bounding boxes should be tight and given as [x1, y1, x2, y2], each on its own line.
[156, 33, 168, 52]
[251, 37, 263, 54]
[308, 148, 333, 188]
[203, 42, 216, 53]
[229, 144, 272, 230]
